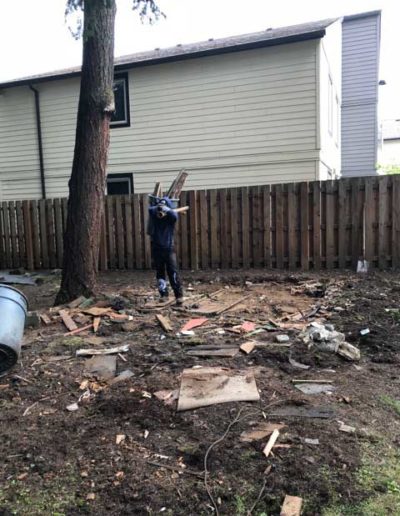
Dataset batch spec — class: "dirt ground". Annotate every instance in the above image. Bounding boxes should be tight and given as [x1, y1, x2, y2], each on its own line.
[1, 269, 400, 516]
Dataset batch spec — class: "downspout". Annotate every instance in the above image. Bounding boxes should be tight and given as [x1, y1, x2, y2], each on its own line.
[29, 85, 46, 199]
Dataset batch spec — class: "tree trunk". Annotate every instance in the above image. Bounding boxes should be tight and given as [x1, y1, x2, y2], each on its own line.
[55, 0, 117, 305]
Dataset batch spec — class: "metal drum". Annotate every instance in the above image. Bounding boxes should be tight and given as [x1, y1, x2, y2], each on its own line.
[0, 285, 28, 374]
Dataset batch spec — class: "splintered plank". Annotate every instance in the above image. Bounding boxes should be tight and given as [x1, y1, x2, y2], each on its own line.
[209, 189, 219, 268]
[9, 201, 19, 268]
[378, 176, 388, 269]
[93, 317, 101, 333]
[22, 201, 34, 270]
[16, 201, 26, 268]
[189, 190, 198, 270]
[219, 189, 229, 268]
[325, 180, 335, 269]
[115, 196, 125, 269]
[231, 188, 239, 268]
[262, 184, 271, 268]
[38, 199, 49, 269]
[124, 196, 134, 269]
[167, 170, 188, 198]
[153, 182, 162, 197]
[59, 309, 78, 332]
[47, 198, 57, 269]
[300, 182, 309, 270]
[337, 179, 347, 268]
[392, 176, 400, 268]
[133, 194, 142, 269]
[241, 187, 250, 268]
[54, 198, 64, 267]
[365, 178, 376, 266]
[287, 183, 297, 270]
[275, 184, 284, 269]
[106, 196, 116, 269]
[263, 429, 280, 457]
[156, 314, 173, 332]
[199, 190, 209, 268]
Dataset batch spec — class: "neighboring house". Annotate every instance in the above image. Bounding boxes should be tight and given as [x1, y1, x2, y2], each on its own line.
[341, 11, 381, 177]
[0, 11, 379, 201]
[378, 119, 400, 170]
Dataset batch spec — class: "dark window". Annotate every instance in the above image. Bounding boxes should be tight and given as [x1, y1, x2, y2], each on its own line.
[106, 173, 134, 195]
[111, 73, 130, 128]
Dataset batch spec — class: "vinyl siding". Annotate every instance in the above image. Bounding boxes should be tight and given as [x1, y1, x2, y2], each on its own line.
[341, 13, 380, 177]
[0, 39, 319, 200]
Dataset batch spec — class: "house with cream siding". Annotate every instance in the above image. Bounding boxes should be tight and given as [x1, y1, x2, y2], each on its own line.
[0, 12, 380, 201]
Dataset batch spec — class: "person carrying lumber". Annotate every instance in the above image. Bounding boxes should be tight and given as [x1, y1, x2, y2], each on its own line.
[148, 197, 184, 305]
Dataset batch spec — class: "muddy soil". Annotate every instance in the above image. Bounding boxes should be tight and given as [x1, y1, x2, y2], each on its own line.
[1, 269, 400, 515]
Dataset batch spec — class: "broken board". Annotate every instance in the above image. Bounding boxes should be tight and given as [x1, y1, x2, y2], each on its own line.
[186, 347, 238, 358]
[177, 367, 260, 411]
[269, 405, 335, 419]
[280, 495, 303, 516]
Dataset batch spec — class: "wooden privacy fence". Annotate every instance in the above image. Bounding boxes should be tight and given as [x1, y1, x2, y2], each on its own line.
[1, 175, 399, 272]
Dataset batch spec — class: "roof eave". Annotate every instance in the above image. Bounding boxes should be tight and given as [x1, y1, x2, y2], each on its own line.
[0, 29, 326, 90]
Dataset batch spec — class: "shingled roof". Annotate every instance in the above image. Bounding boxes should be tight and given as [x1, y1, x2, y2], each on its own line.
[0, 17, 337, 89]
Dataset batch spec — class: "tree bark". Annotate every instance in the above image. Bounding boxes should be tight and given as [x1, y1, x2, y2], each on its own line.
[56, 0, 117, 304]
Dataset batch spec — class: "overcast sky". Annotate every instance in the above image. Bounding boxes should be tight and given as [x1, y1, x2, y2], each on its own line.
[1, 0, 398, 119]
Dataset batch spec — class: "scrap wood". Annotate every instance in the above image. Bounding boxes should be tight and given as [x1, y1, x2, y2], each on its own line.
[68, 296, 87, 309]
[263, 429, 280, 457]
[59, 309, 78, 332]
[177, 367, 259, 411]
[93, 317, 101, 333]
[280, 495, 303, 516]
[289, 357, 310, 370]
[83, 307, 112, 317]
[76, 344, 130, 357]
[240, 341, 256, 354]
[180, 317, 208, 332]
[174, 206, 189, 214]
[140, 298, 176, 311]
[240, 422, 286, 442]
[186, 347, 238, 357]
[188, 294, 251, 316]
[166, 169, 188, 198]
[153, 181, 162, 197]
[291, 379, 333, 384]
[40, 313, 52, 325]
[64, 323, 93, 337]
[156, 314, 173, 332]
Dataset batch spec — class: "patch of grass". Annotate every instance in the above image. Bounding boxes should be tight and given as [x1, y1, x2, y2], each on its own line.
[380, 394, 400, 417]
[0, 469, 87, 516]
[234, 495, 247, 515]
[323, 441, 400, 516]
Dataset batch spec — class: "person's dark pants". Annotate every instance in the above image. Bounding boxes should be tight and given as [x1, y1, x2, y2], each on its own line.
[152, 245, 183, 299]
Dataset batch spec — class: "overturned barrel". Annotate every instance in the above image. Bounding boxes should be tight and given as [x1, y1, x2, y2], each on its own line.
[0, 285, 28, 373]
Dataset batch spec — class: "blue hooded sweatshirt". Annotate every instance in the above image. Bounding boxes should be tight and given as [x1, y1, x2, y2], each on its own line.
[148, 197, 178, 249]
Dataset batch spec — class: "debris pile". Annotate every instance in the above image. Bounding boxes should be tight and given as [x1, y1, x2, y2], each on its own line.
[301, 322, 361, 361]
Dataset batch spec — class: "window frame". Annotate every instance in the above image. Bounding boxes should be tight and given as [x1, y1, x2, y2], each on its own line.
[106, 173, 134, 195]
[110, 72, 130, 129]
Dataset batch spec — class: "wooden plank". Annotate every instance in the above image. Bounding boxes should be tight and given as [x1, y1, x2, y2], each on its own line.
[142, 195, 152, 269]
[350, 179, 362, 269]
[312, 181, 321, 270]
[241, 187, 250, 268]
[262, 184, 271, 268]
[180, 191, 189, 269]
[133, 194, 142, 269]
[287, 183, 297, 270]
[2, 202, 12, 268]
[209, 189, 219, 268]
[231, 188, 239, 268]
[156, 314, 173, 332]
[47, 198, 57, 269]
[115, 196, 125, 269]
[188, 190, 198, 270]
[280, 495, 303, 516]
[30, 200, 41, 268]
[325, 180, 335, 269]
[99, 208, 108, 272]
[337, 180, 347, 269]
[22, 201, 34, 271]
[364, 178, 375, 266]
[8, 201, 19, 268]
[59, 309, 78, 332]
[106, 196, 116, 269]
[263, 429, 280, 457]
[392, 176, 400, 269]
[219, 189, 229, 269]
[54, 198, 64, 268]
[199, 190, 209, 268]
[251, 186, 262, 268]
[16, 201, 26, 268]
[125, 196, 134, 270]
[275, 184, 284, 269]
[378, 175, 389, 269]
[300, 182, 309, 271]
[38, 199, 49, 269]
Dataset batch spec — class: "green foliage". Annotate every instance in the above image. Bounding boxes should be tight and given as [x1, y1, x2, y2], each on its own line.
[377, 163, 400, 175]
[380, 394, 400, 417]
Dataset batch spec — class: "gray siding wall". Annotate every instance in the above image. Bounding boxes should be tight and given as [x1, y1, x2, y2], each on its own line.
[341, 12, 381, 177]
